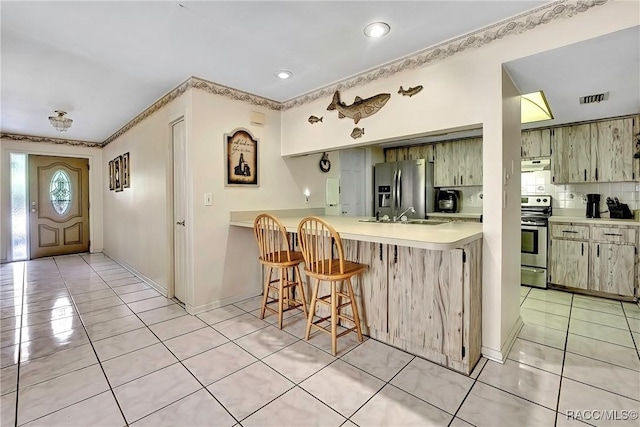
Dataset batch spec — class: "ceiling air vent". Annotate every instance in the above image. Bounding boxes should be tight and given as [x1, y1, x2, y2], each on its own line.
[579, 92, 609, 104]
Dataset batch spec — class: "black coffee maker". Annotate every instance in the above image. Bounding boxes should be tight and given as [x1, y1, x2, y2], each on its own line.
[586, 194, 601, 218]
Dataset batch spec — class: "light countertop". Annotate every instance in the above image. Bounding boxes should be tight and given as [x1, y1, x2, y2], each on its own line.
[230, 215, 482, 251]
[549, 216, 640, 226]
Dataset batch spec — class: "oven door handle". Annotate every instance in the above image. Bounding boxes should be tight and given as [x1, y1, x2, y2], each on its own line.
[521, 225, 545, 230]
[521, 267, 546, 274]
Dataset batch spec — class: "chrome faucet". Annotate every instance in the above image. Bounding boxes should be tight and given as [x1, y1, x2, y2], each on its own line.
[394, 206, 415, 222]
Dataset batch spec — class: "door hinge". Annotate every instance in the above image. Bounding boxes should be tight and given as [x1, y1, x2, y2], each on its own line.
[87, 164, 90, 170]
[462, 251, 466, 263]
[88, 239, 91, 247]
[462, 346, 466, 358]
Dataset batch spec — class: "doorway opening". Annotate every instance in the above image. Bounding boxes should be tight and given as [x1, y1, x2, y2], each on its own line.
[8, 154, 91, 261]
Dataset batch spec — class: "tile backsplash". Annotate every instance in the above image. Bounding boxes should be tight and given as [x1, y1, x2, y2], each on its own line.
[440, 173, 639, 214]
[521, 170, 640, 214]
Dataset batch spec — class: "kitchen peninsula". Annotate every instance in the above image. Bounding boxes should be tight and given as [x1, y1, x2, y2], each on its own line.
[231, 212, 483, 375]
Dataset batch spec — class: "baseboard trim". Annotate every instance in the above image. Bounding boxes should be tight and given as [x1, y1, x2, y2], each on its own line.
[481, 315, 524, 364]
[102, 250, 168, 297]
[187, 290, 262, 315]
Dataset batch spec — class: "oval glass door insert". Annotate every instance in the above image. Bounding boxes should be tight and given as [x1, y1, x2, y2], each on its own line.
[50, 170, 72, 215]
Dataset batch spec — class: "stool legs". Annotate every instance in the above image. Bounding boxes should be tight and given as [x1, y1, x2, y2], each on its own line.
[305, 278, 320, 341]
[260, 264, 308, 330]
[260, 267, 273, 320]
[346, 278, 363, 341]
[305, 277, 364, 356]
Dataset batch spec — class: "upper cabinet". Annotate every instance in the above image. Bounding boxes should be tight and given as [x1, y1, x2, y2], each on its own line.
[521, 129, 551, 159]
[551, 123, 591, 183]
[434, 138, 482, 187]
[551, 117, 637, 184]
[590, 118, 634, 182]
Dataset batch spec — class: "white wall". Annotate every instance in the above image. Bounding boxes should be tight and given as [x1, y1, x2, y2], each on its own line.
[187, 89, 334, 312]
[279, 1, 639, 360]
[101, 91, 193, 293]
[0, 139, 103, 262]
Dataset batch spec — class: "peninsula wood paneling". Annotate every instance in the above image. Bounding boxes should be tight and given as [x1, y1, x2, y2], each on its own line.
[341, 239, 388, 334]
[388, 245, 463, 361]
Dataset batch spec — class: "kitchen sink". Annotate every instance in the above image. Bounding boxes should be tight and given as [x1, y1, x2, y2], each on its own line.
[406, 219, 447, 225]
[358, 218, 446, 225]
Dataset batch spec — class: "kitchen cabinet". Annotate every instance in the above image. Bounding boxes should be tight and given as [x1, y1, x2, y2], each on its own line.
[434, 138, 482, 187]
[549, 220, 638, 299]
[385, 144, 435, 163]
[551, 117, 636, 183]
[521, 129, 551, 159]
[589, 242, 635, 296]
[588, 225, 636, 297]
[634, 115, 640, 183]
[590, 118, 634, 182]
[551, 124, 591, 183]
[549, 238, 589, 290]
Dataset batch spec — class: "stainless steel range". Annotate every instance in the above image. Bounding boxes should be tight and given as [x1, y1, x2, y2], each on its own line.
[521, 195, 552, 289]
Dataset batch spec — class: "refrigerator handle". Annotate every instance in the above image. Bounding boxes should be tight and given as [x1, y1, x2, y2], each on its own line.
[392, 170, 398, 210]
[397, 169, 402, 209]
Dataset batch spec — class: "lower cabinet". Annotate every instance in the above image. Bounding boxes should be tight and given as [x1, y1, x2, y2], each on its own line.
[549, 239, 588, 290]
[589, 242, 635, 296]
[549, 222, 638, 298]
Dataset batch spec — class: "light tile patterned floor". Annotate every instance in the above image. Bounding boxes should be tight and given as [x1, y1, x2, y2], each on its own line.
[1, 254, 639, 426]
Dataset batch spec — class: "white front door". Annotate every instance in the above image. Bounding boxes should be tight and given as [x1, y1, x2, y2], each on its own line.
[172, 119, 187, 303]
[340, 148, 366, 216]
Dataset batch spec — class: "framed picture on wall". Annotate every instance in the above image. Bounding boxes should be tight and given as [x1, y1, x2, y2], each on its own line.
[224, 128, 259, 187]
[114, 155, 123, 192]
[108, 160, 115, 190]
[122, 152, 130, 188]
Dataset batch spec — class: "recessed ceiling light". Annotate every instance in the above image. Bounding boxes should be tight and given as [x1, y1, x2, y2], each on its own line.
[521, 90, 554, 124]
[274, 70, 293, 80]
[364, 22, 390, 38]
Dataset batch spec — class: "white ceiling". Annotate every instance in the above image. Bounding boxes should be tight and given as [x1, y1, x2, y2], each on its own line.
[1, 0, 547, 143]
[505, 25, 640, 130]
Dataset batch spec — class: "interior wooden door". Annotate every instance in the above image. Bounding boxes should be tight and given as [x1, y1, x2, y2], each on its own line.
[29, 155, 89, 258]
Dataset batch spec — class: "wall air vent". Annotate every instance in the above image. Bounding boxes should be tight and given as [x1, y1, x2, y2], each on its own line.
[579, 92, 609, 104]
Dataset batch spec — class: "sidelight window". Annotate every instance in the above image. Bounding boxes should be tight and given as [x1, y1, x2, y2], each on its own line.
[50, 170, 72, 215]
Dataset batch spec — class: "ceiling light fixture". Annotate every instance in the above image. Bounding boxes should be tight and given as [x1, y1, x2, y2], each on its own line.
[48, 110, 73, 132]
[363, 22, 390, 38]
[521, 91, 553, 124]
[274, 70, 293, 80]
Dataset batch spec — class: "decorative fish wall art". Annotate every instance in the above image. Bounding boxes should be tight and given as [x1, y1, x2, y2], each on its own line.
[398, 85, 423, 97]
[327, 91, 390, 125]
[308, 115, 323, 124]
[350, 127, 365, 139]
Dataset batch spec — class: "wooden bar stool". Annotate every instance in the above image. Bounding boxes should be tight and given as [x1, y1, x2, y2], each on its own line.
[254, 214, 308, 329]
[297, 216, 367, 356]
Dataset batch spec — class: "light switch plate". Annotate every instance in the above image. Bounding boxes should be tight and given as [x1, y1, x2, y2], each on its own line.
[204, 193, 213, 206]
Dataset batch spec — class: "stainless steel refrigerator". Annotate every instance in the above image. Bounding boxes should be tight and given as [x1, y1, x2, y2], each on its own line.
[374, 160, 434, 220]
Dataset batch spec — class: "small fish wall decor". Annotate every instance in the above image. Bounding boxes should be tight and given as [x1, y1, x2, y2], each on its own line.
[327, 91, 390, 125]
[308, 115, 323, 124]
[398, 85, 423, 97]
[350, 127, 365, 140]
